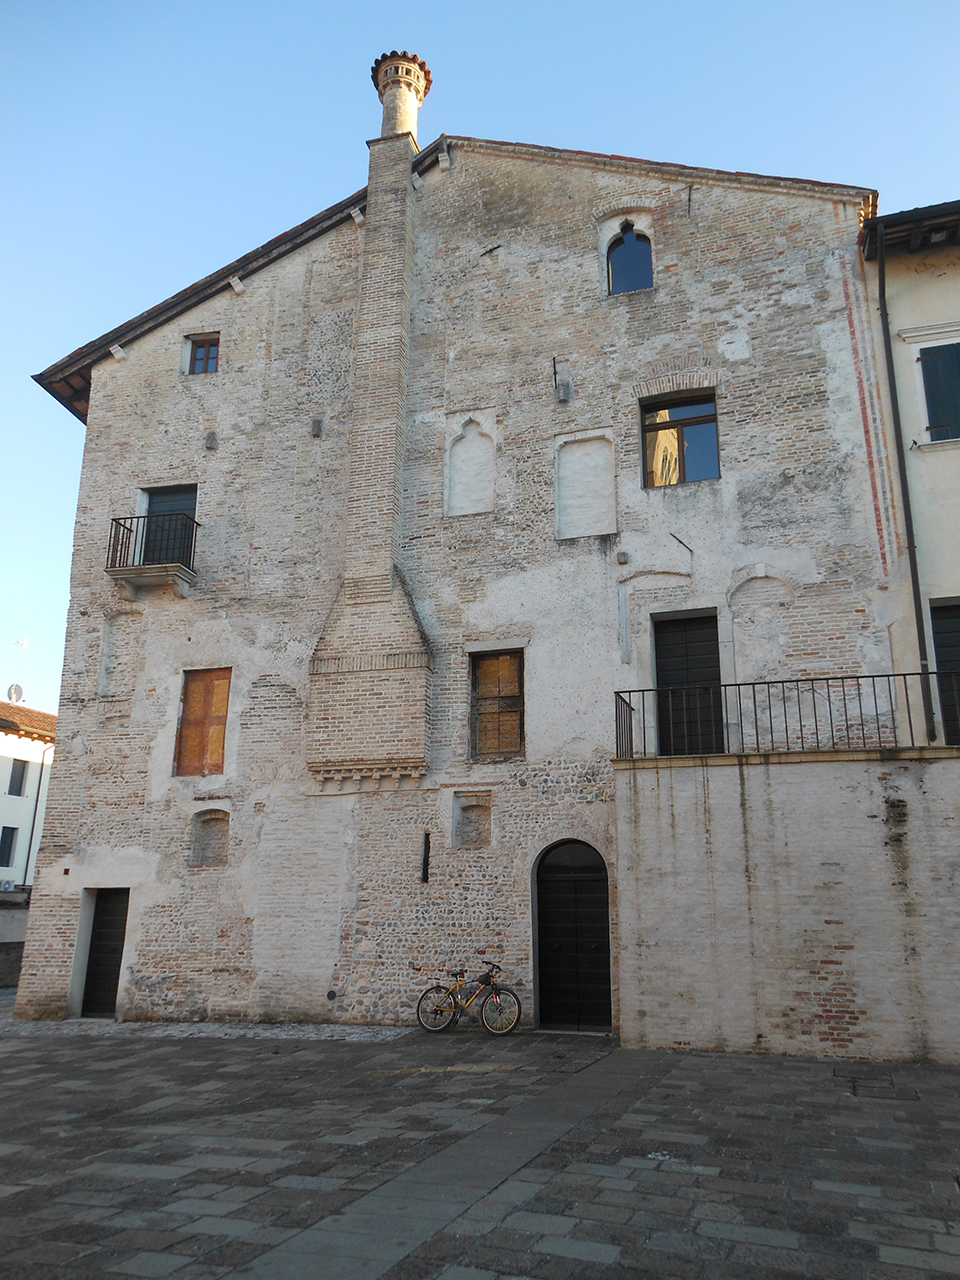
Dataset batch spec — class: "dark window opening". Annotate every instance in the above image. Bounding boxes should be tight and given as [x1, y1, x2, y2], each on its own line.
[470, 651, 524, 759]
[0, 828, 17, 868]
[607, 222, 653, 295]
[190, 337, 219, 375]
[642, 395, 720, 487]
[919, 343, 960, 441]
[175, 668, 232, 777]
[8, 760, 27, 797]
[654, 615, 724, 755]
[932, 604, 960, 746]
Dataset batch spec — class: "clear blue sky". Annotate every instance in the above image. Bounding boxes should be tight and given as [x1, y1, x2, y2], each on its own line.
[2, 0, 958, 713]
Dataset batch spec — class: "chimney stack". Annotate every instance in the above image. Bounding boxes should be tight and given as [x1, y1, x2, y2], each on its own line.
[371, 51, 432, 143]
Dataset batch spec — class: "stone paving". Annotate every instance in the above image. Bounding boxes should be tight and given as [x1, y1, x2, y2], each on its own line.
[2, 994, 960, 1278]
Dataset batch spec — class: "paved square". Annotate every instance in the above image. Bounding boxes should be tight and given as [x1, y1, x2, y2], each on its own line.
[2, 998, 960, 1277]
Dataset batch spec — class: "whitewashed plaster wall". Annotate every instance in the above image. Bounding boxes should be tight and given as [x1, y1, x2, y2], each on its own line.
[0, 732, 52, 887]
[616, 753, 960, 1061]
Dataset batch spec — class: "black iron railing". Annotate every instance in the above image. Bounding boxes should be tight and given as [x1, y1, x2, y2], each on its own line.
[106, 513, 199, 572]
[615, 672, 960, 758]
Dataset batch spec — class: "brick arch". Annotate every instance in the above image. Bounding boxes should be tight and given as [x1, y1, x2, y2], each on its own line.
[633, 365, 721, 401]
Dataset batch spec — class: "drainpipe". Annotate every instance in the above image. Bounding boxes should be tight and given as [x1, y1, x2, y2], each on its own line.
[876, 220, 937, 740]
[22, 741, 54, 888]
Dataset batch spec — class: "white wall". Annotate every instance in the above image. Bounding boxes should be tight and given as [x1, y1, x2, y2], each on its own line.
[0, 732, 52, 887]
[616, 751, 960, 1061]
[864, 244, 960, 669]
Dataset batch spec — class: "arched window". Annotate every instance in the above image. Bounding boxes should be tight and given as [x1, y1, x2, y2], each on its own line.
[607, 221, 653, 295]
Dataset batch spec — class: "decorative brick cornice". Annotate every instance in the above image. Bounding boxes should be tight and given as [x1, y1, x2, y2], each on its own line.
[309, 650, 432, 675]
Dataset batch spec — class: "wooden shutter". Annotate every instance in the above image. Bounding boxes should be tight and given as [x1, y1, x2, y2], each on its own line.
[920, 343, 960, 439]
[175, 668, 231, 776]
[472, 652, 523, 758]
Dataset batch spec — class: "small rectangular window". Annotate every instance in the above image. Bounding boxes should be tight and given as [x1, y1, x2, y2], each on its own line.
[919, 343, 960, 440]
[8, 760, 27, 797]
[0, 828, 17, 868]
[470, 651, 523, 759]
[190, 336, 219, 375]
[642, 396, 720, 488]
[174, 668, 232, 776]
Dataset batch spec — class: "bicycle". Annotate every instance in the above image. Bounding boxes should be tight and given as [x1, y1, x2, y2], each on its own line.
[416, 961, 522, 1035]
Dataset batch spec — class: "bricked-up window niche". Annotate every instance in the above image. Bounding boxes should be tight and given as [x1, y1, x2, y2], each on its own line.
[608, 222, 653, 295]
[642, 394, 720, 488]
[470, 652, 523, 759]
[189, 335, 219, 375]
[188, 809, 230, 868]
[174, 668, 232, 776]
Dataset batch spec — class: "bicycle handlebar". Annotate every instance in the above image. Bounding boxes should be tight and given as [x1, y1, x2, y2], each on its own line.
[445, 961, 502, 979]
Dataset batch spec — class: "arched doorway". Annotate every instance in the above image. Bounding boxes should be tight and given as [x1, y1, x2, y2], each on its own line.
[536, 842, 611, 1030]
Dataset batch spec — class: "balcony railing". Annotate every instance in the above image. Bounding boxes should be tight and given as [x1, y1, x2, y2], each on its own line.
[615, 672, 960, 759]
[106, 513, 199, 573]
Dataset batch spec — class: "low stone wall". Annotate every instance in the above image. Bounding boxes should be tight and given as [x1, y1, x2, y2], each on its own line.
[0, 891, 30, 989]
[615, 749, 960, 1061]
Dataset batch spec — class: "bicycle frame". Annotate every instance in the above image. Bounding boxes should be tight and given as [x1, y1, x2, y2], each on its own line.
[444, 973, 492, 1021]
[437, 965, 499, 1023]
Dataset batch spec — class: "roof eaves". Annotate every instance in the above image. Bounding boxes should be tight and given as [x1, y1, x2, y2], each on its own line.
[861, 199, 960, 260]
[34, 185, 368, 421]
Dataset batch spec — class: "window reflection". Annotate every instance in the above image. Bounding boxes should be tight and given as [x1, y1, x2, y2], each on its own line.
[643, 398, 720, 488]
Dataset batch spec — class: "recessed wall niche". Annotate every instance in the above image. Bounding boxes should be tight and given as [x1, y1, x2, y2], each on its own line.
[445, 409, 497, 516]
[453, 791, 492, 848]
[555, 431, 617, 539]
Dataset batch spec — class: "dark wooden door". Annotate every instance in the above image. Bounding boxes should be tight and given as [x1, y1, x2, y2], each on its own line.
[537, 843, 611, 1030]
[654, 615, 724, 754]
[932, 604, 960, 746]
[144, 486, 197, 566]
[81, 889, 129, 1018]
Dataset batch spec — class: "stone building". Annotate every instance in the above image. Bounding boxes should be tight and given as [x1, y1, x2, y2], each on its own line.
[18, 54, 960, 1057]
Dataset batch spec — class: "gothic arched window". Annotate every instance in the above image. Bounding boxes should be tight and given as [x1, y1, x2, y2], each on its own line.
[607, 221, 653, 295]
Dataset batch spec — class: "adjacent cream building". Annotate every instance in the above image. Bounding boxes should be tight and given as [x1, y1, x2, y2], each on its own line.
[18, 54, 960, 1057]
[0, 701, 55, 985]
[862, 201, 960, 735]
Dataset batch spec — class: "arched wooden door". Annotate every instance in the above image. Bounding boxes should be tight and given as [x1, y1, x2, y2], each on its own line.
[536, 842, 611, 1030]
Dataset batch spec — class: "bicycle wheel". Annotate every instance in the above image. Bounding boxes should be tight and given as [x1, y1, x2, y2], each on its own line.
[416, 985, 458, 1032]
[480, 986, 521, 1035]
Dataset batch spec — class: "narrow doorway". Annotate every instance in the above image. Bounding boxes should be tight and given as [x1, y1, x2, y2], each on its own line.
[654, 614, 724, 754]
[932, 604, 960, 746]
[536, 842, 611, 1031]
[144, 485, 197, 566]
[81, 888, 129, 1018]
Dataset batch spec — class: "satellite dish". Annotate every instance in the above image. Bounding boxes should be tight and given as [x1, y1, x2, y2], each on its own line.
[6, 685, 23, 704]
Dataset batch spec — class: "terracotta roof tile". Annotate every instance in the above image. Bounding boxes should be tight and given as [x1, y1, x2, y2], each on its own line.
[0, 702, 57, 743]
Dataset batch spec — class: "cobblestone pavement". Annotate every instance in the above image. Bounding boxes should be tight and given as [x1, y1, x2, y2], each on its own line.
[2, 998, 960, 1278]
